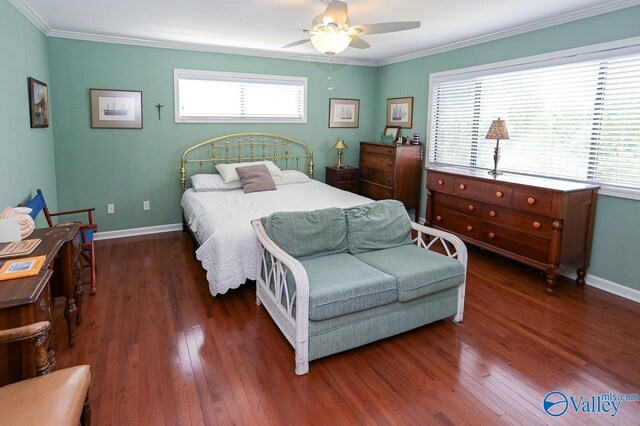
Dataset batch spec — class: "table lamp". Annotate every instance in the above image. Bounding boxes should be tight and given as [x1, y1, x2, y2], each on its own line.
[485, 118, 510, 175]
[333, 138, 348, 169]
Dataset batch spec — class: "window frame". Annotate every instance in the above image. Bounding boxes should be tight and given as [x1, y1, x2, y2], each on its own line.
[426, 36, 640, 201]
[173, 68, 308, 124]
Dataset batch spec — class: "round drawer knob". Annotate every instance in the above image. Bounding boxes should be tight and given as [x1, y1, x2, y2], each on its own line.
[466, 225, 473, 232]
[468, 204, 475, 211]
[488, 232, 495, 239]
[528, 197, 536, 205]
[489, 211, 496, 217]
[459, 184, 466, 190]
[496, 191, 504, 198]
[436, 215, 442, 222]
[385, 193, 391, 197]
[40, 299, 47, 311]
[386, 177, 391, 182]
[388, 161, 392, 166]
[437, 179, 444, 185]
[533, 221, 541, 229]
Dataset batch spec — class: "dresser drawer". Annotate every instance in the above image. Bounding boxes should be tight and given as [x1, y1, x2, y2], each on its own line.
[360, 182, 393, 200]
[334, 169, 359, 182]
[360, 144, 396, 157]
[483, 204, 553, 239]
[454, 177, 512, 206]
[33, 285, 51, 323]
[513, 189, 553, 216]
[337, 180, 359, 193]
[433, 207, 482, 240]
[481, 223, 550, 263]
[360, 156, 394, 187]
[427, 171, 455, 194]
[434, 192, 482, 218]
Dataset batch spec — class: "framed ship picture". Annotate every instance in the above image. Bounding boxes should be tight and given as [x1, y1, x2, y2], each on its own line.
[386, 96, 413, 128]
[328, 98, 359, 128]
[28, 77, 49, 128]
[90, 89, 143, 129]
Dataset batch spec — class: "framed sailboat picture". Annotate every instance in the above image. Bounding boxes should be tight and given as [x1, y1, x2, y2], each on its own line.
[90, 89, 143, 129]
[329, 98, 359, 128]
[386, 97, 413, 128]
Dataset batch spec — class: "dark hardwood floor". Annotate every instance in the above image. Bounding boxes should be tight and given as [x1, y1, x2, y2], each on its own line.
[49, 231, 640, 425]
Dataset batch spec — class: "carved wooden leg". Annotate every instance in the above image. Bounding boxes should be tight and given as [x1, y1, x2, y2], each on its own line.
[81, 390, 92, 426]
[64, 296, 78, 346]
[75, 276, 84, 325]
[545, 269, 557, 295]
[34, 329, 51, 376]
[576, 268, 587, 286]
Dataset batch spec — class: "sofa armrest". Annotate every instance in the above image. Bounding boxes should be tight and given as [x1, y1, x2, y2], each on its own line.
[251, 219, 310, 375]
[410, 221, 467, 323]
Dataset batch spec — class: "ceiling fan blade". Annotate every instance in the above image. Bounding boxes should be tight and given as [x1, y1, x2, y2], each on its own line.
[349, 36, 370, 49]
[282, 39, 311, 49]
[324, 0, 349, 26]
[352, 22, 421, 35]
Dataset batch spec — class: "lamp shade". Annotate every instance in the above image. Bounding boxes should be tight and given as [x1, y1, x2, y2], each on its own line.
[333, 139, 347, 150]
[310, 31, 351, 55]
[485, 118, 510, 140]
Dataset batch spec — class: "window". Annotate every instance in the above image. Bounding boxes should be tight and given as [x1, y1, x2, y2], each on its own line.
[428, 43, 640, 198]
[174, 69, 307, 123]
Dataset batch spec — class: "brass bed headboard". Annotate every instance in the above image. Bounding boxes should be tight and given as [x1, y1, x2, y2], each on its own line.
[180, 133, 314, 191]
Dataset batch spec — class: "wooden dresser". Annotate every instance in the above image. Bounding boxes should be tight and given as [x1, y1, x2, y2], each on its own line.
[359, 142, 423, 221]
[426, 166, 599, 294]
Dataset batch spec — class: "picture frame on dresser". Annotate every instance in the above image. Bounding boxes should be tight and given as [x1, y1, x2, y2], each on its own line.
[328, 98, 359, 128]
[386, 97, 413, 128]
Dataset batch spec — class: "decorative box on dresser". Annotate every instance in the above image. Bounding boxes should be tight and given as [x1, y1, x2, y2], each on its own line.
[426, 166, 599, 294]
[325, 166, 359, 194]
[359, 142, 423, 221]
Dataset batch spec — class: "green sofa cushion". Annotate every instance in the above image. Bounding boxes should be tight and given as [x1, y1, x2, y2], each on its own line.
[298, 253, 397, 321]
[344, 200, 412, 254]
[355, 244, 465, 302]
[261, 207, 347, 259]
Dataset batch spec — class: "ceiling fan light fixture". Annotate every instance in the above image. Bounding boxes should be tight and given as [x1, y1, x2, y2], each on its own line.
[310, 30, 351, 55]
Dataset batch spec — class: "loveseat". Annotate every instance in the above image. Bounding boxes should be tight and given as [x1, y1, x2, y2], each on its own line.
[251, 200, 467, 375]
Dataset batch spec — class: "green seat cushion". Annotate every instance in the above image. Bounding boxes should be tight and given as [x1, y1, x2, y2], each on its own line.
[354, 244, 465, 302]
[344, 200, 412, 254]
[261, 207, 347, 259]
[298, 253, 397, 321]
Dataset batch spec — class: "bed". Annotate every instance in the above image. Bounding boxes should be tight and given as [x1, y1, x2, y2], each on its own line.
[180, 133, 372, 296]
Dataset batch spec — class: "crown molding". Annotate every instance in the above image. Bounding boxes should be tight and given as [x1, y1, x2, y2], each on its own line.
[380, 0, 640, 66]
[7, 0, 50, 34]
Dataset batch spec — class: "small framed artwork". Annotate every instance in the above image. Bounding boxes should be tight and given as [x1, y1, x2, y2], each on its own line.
[28, 77, 49, 128]
[384, 125, 400, 142]
[0, 255, 46, 281]
[329, 98, 360, 128]
[90, 89, 143, 129]
[386, 96, 413, 128]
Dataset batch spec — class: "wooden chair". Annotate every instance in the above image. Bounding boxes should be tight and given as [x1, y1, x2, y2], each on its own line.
[25, 189, 98, 294]
[0, 321, 91, 425]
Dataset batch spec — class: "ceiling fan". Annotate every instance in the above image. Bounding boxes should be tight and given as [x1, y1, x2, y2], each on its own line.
[283, 0, 421, 55]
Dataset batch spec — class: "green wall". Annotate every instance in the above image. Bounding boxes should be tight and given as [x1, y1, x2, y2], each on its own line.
[47, 39, 378, 232]
[376, 6, 640, 290]
[0, 0, 57, 225]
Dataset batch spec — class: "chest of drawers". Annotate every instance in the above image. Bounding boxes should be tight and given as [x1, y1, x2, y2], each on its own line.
[359, 142, 422, 221]
[426, 166, 599, 294]
[325, 166, 359, 194]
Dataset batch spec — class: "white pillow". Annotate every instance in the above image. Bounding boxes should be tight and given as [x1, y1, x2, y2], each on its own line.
[191, 174, 242, 192]
[273, 170, 311, 186]
[215, 160, 281, 183]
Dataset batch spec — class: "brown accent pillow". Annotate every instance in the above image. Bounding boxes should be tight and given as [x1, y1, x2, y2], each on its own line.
[236, 164, 277, 193]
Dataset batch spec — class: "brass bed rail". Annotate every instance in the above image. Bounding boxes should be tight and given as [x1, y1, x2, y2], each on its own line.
[180, 133, 314, 191]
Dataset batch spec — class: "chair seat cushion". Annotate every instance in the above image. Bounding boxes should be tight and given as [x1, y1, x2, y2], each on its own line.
[299, 253, 397, 321]
[355, 244, 465, 302]
[0, 365, 90, 425]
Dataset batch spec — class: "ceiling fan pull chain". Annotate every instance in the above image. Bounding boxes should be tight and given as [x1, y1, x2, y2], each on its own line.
[328, 56, 334, 91]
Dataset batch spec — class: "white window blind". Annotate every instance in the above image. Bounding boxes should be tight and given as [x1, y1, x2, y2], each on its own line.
[429, 49, 640, 193]
[174, 69, 307, 123]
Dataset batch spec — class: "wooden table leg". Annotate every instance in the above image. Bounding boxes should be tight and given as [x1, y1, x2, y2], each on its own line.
[75, 278, 83, 325]
[64, 296, 77, 346]
[576, 268, 587, 286]
[545, 268, 557, 295]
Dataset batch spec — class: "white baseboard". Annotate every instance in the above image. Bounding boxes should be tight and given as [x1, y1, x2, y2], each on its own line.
[560, 270, 640, 304]
[93, 223, 182, 241]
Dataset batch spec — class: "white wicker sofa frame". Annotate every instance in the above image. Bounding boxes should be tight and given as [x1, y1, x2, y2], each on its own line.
[251, 219, 467, 375]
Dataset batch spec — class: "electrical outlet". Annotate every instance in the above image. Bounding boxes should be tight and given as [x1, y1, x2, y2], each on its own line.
[143, 200, 150, 211]
[107, 203, 115, 214]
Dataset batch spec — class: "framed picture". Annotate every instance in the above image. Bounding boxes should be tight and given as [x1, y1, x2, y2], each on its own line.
[386, 96, 413, 128]
[90, 89, 143, 129]
[384, 125, 400, 142]
[28, 77, 49, 128]
[0, 255, 46, 281]
[329, 98, 360, 128]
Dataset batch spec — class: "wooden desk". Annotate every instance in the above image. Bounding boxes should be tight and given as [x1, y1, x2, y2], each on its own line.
[0, 224, 82, 384]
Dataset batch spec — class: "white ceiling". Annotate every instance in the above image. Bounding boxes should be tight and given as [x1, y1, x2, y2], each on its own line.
[12, 0, 640, 65]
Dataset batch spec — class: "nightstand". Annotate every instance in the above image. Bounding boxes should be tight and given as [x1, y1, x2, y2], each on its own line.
[325, 166, 359, 194]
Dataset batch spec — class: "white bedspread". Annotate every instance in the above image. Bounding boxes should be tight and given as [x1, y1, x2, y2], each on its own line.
[181, 180, 372, 296]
